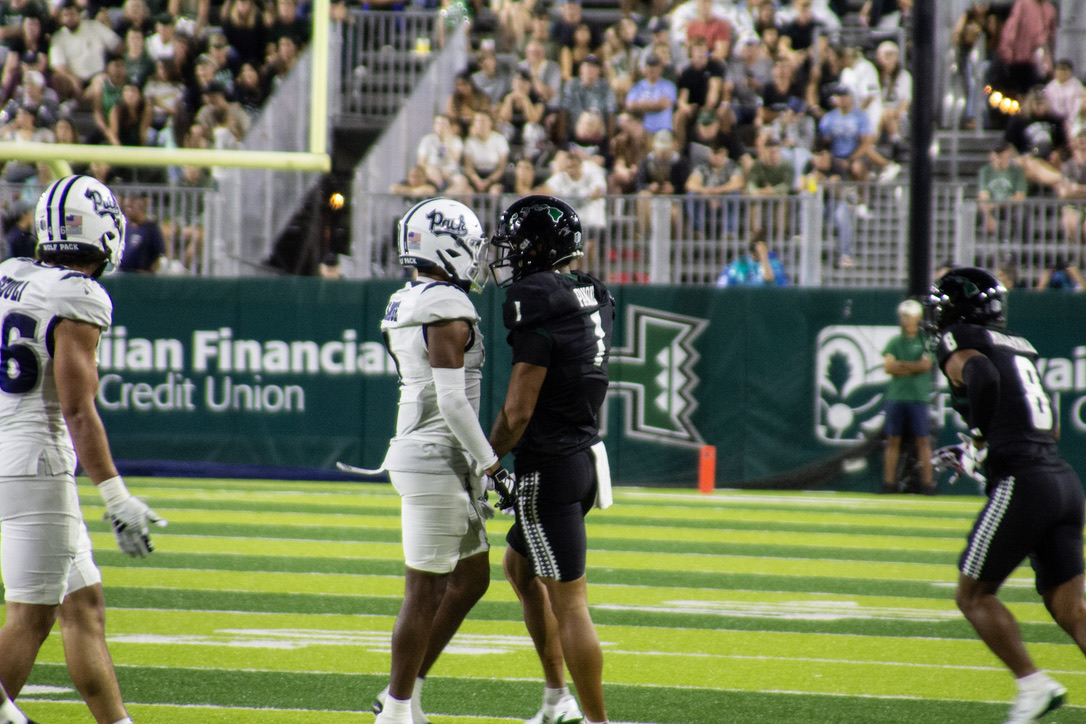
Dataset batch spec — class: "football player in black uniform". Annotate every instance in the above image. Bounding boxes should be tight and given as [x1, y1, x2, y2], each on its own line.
[927, 267, 1086, 724]
[485, 196, 615, 724]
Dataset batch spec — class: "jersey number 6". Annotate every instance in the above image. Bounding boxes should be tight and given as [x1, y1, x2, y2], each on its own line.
[0, 311, 40, 394]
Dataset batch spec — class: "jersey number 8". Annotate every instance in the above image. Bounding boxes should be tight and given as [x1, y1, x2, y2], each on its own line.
[1014, 355, 1053, 431]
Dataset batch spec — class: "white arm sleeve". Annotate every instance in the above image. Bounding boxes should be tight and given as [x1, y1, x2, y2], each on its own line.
[432, 366, 500, 471]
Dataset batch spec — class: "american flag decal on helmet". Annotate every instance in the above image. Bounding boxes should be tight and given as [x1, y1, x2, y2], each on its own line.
[406, 230, 421, 250]
[62, 214, 83, 237]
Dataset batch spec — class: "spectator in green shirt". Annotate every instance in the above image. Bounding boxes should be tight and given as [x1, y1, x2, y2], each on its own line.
[978, 139, 1027, 237]
[882, 299, 935, 495]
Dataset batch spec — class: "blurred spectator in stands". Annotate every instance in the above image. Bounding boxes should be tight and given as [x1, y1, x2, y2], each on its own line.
[2, 199, 35, 259]
[473, 49, 512, 108]
[780, 0, 824, 71]
[819, 85, 899, 185]
[145, 59, 185, 137]
[446, 70, 491, 135]
[859, 0, 909, 30]
[639, 17, 686, 77]
[977, 138, 1026, 236]
[501, 157, 539, 197]
[1035, 256, 1085, 291]
[569, 109, 608, 167]
[89, 161, 121, 186]
[560, 23, 598, 84]
[147, 12, 178, 62]
[516, 9, 560, 61]
[625, 54, 676, 134]
[463, 111, 509, 194]
[1, 70, 58, 129]
[389, 165, 439, 197]
[519, 39, 562, 116]
[673, 37, 723, 148]
[208, 33, 240, 85]
[690, 107, 753, 173]
[994, 255, 1023, 290]
[498, 68, 545, 158]
[1044, 59, 1083, 121]
[496, 0, 532, 53]
[552, 0, 597, 60]
[539, 146, 606, 267]
[635, 129, 689, 233]
[1056, 132, 1086, 244]
[52, 116, 86, 174]
[684, 0, 732, 61]
[1, 12, 48, 103]
[875, 41, 910, 152]
[839, 45, 881, 141]
[952, 1, 998, 131]
[685, 141, 743, 238]
[600, 18, 637, 101]
[50, 0, 121, 101]
[758, 23, 784, 66]
[116, 0, 153, 35]
[768, 99, 814, 182]
[807, 41, 844, 122]
[558, 54, 615, 142]
[801, 139, 856, 267]
[998, 0, 1056, 99]
[234, 61, 266, 118]
[417, 114, 464, 189]
[319, 253, 343, 279]
[119, 192, 165, 274]
[724, 36, 772, 131]
[746, 137, 794, 236]
[89, 54, 127, 144]
[1004, 87, 1067, 186]
[609, 110, 652, 194]
[221, 0, 266, 68]
[195, 81, 250, 148]
[717, 232, 789, 287]
[122, 28, 155, 87]
[110, 81, 152, 147]
[171, 0, 210, 37]
[759, 58, 805, 129]
[267, 35, 301, 92]
[266, 0, 309, 49]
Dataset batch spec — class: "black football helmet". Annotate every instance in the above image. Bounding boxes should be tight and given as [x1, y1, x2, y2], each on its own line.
[487, 195, 583, 286]
[924, 267, 1007, 336]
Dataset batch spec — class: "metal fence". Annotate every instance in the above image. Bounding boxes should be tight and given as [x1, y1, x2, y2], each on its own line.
[1, 181, 215, 274]
[354, 185, 1086, 289]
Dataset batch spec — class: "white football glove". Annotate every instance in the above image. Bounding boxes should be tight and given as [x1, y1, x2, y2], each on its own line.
[931, 432, 988, 487]
[98, 476, 167, 558]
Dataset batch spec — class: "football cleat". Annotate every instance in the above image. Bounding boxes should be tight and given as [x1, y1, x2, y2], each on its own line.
[1003, 677, 1066, 724]
[525, 693, 583, 724]
[372, 685, 431, 724]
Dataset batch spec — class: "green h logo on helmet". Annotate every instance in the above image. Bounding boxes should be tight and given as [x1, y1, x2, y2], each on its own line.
[606, 305, 708, 447]
[545, 207, 563, 223]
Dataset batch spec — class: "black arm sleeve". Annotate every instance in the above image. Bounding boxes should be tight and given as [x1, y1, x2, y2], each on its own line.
[962, 354, 1000, 434]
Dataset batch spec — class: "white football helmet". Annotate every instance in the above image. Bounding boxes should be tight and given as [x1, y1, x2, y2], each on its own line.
[397, 198, 487, 291]
[35, 175, 126, 275]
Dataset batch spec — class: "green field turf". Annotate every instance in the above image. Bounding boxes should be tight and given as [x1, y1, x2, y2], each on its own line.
[8, 478, 1086, 724]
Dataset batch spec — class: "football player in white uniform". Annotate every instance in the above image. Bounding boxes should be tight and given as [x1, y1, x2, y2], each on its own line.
[371, 198, 512, 724]
[0, 176, 166, 724]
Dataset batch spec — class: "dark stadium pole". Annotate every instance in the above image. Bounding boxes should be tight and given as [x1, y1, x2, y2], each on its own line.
[908, 0, 935, 298]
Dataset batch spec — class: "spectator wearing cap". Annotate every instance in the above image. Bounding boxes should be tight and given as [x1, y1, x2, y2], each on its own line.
[639, 17, 687, 76]
[674, 36, 724, 148]
[819, 84, 898, 183]
[558, 53, 616, 142]
[609, 110, 653, 194]
[1, 70, 58, 129]
[497, 68, 546, 156]
[1044, 59, 1084, 121]
[839, 45, 881, 139]
[685, 139, 744, 238]
[147, 12, 178, 62]
[723, 35, 773, 129]
[685, 0, 733, 61]
[221, 0, 267, 68]
[746, 137, 795, 237]
[875, 41, 910, 147]
[688, 107, 753, 173]
[977, 138, 1026, 237]
[195, 81, 251, 148]
[625, 54, 677, 134]
[519, 39, 563, 112]
[0, 12, 48, 101]
[635, 129, 689, 236]
[88, 55, 128, 145]
[3, 199, 35, 260]
[473, 49, 513, 108]
[49, 0, 122, 100]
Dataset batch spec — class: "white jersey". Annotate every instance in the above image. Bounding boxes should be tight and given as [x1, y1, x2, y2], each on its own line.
[0, 258, 112, 478]
[380, 280, 485, 474]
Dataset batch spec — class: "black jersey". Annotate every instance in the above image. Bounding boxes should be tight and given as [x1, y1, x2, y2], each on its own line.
[936, 323, 1059, 469]
[502, 270, 614, 467]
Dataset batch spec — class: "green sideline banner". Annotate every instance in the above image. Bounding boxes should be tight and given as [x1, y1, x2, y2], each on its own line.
[97, 278, 1086, 492]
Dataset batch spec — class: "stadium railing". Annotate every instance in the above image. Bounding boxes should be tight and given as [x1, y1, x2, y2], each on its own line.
[355, 185, 1086, 288]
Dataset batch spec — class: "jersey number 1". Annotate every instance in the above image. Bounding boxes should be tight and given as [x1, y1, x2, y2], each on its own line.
[0, 311, 39, 394]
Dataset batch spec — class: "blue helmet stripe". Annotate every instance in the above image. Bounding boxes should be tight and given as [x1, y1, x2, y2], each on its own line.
[55, 176, 79, 241]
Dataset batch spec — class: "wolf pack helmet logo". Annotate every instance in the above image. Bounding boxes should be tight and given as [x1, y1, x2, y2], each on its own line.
[815, 325, 899, 443]
[425, 209, 469, 239]
[604, 305, 708, 448]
